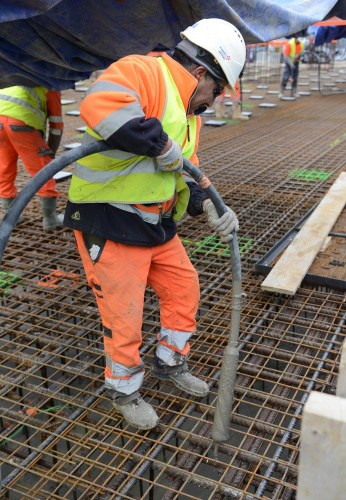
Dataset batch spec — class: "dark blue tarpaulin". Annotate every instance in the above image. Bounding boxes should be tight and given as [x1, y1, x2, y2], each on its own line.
[315, 25, 346, 46]
[0, 0, 345, 89]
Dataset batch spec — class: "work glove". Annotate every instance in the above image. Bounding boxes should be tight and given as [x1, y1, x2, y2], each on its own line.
[155, 140, 183, 173]
[203, 199, 239, 243]
[284, 56, 294, 69]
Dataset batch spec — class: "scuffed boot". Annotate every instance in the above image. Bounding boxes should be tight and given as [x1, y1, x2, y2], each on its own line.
[109, 390, 159, 430]
[152, 353, 209, 397]
[40, 197, 64, 230]
[0, 197, 23, 223]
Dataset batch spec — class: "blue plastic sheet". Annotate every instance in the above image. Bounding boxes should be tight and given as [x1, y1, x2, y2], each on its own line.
[315, 25, 346, 46]
[0, 0, 344, 89]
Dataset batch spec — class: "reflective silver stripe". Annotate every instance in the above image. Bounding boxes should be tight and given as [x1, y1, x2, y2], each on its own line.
[86, 80, 139, 101]
[156, 344, 185, 367]
[85, 80, 143, 139]
[105, 372, 144, 395]
[25, 87, 45, 113]
[49, 115, 63, 123]
[158, 327, 193, 351]
[73, 156, 155, 182]
[105, 356, 145, 376]
[95, 100, 144, 139]
[110, 202, 160, 224]
[0, 93, 45, 123]
[50, 129, 62, 136]
[156, 327, 193, 367]
[104, 357, 145, 394]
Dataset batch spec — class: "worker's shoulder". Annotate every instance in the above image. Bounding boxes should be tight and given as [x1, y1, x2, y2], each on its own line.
[117, 53, 160, 66]
[105, 54, 160, 76]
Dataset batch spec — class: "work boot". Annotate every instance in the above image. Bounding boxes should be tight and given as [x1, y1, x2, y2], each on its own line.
[39, 197, 64, 230]
[278, 84, 286, 99]
[232, 102, 249, 120]
[0, 197, 23, 223]
[152, 353, 209, 397]
[291, 85, 298, 98]
[109, 390, 159, 430]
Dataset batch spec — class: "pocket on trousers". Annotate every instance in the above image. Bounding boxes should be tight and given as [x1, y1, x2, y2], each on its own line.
[9, 125, 35, 132]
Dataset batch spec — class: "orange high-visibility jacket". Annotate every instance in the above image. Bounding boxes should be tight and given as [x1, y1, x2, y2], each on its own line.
[69, 53, 202, 219]
[284, 38, 304, 61]
[79, 52, 201, 166]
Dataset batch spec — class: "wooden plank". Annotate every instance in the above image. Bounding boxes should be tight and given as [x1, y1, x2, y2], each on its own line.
[336, 339, 346, 398]
[261, 172, 346, 295]
[297, 391, 346, 500]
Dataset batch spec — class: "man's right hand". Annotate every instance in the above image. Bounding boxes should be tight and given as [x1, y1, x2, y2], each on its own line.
[155, 140, 183, 172]
[284, 56, 294, 69]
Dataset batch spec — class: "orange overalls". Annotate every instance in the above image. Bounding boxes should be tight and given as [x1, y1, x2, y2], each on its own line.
[0, 88, 63, 198]
[70, 53, 202, 395]
[75, 232, 200, 394]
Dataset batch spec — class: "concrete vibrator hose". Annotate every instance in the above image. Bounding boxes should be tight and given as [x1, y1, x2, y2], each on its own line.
[0, 145, 242, 446]
[182, 158, 242, 448]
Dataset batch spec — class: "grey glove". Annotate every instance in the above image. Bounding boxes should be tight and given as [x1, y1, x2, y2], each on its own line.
[155, 140, 183, 172]
[284, 56, 294, 69]
[203, 199, 239, 243]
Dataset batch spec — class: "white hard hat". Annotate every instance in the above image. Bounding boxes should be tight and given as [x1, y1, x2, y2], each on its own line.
[178, 18, 246, 94]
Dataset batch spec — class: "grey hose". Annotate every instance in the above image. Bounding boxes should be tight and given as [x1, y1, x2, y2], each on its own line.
[0, 141, 109, 263]
[183, 158, 242, 445]
[0, 148, 242, 446]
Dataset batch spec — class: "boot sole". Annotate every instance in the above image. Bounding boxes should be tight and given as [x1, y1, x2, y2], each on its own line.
[126, 419, 159, 431]
[43, 223, 64, 231]
[152, 371, 209, 397]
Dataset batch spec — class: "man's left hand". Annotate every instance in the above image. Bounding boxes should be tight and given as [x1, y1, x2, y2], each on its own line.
[203, 199, 239, 242]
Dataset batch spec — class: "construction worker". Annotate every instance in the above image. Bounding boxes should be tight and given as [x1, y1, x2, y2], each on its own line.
[279, 35, 305, 98]
[231, 75, 248, 120]
[214, 80, 247, 121]
[64, 18, 246, 430]
[214, 89, 228, 119]
[0, 86, 64, 229]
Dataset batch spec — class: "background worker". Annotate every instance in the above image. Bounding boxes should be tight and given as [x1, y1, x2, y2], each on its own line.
[279, 35, 304, 98]
[214, 75, 247, 121]
[231, 72, 248, 120]
[64, 18, 246, 430]
[214, 88, 227, 119]
[0, 86, 64, 229]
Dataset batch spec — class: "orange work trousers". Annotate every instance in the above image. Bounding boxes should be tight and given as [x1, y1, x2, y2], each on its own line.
[0, 116, 59, 198]
[74, 231, 200, 391]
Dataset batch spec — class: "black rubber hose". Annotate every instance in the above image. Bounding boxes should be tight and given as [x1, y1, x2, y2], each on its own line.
[0, 141, 109, 263]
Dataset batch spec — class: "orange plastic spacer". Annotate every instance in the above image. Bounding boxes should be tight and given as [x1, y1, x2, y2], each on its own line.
[37, 269, 80, 289]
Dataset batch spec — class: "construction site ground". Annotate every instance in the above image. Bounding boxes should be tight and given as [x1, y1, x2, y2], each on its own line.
[0, 61, 345, 499]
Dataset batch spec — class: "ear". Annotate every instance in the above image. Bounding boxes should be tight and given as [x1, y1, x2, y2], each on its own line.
[192, 66, 208, 81]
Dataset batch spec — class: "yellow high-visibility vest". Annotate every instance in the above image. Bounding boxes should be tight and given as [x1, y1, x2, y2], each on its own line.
[0, 86, 48, 133]
[68, 57, 198, 221]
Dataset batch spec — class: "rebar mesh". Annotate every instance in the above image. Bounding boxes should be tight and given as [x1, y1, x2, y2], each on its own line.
[0, 62, 345, 499]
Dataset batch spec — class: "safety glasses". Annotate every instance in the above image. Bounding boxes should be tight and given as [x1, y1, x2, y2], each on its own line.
[213, 84, 224, 98]
[209, 74, 226, 97]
